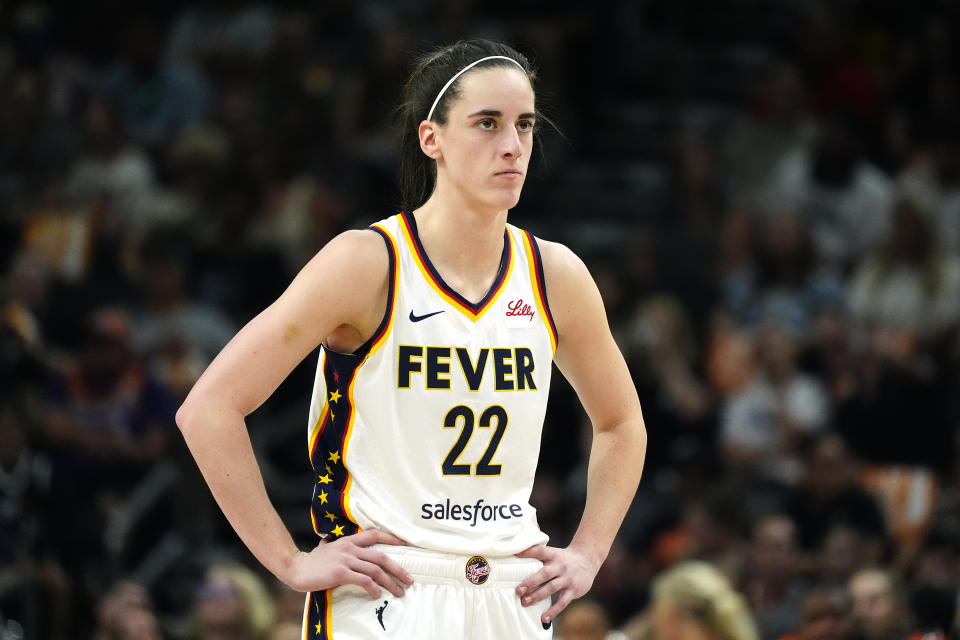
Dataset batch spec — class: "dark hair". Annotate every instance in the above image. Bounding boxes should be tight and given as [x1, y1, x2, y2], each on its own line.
[397, 39, 544, 211]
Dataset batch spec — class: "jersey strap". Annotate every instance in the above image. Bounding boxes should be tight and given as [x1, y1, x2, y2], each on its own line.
[519, 229, 558, 353]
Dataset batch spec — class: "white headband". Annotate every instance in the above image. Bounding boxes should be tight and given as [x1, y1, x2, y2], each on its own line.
[426, 55, 525, 121]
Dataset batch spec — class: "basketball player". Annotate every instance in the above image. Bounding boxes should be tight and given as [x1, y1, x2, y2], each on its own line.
[177, 39, 647, 638]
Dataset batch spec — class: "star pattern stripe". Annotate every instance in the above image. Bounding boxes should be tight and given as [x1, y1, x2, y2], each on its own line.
[308, 303, 378, 540]
[305, 591, 332, 640]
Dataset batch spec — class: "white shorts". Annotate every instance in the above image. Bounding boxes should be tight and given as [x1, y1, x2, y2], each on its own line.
[301, 544, 553, 639]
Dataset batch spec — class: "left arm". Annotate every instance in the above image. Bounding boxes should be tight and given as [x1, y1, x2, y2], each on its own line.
[516, 241, 647, 623]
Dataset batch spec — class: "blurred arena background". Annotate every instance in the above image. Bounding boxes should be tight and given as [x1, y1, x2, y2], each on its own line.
[1, 1, 959, 638]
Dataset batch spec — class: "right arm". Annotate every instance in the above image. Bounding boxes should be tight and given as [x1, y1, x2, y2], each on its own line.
[176, 229, 412, 596]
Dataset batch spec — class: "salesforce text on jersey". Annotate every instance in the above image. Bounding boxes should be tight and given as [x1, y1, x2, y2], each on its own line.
[421, 498, 524, 526]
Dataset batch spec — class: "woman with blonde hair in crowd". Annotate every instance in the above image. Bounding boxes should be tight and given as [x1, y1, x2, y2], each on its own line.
[622, 561, 758, 640]
[193, 563, 275, 640]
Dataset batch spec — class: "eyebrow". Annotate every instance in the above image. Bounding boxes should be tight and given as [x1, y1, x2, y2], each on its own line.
[466, 109, 537, 119]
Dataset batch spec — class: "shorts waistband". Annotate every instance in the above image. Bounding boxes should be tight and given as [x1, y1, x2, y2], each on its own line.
[371, 544, 540, 587]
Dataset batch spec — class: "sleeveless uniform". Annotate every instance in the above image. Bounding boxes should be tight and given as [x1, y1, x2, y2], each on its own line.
[302, 211, 558, 639]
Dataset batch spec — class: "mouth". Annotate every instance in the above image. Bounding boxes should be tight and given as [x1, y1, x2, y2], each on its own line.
[494, 170, 523, 178]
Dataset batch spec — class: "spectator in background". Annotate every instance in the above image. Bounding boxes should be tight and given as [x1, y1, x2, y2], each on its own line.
[848, 568, 914, 640]
[165, 3, 279, 64]
[0, 58, 81, 205]
[722, 59, 816, 205]
[38, 307, 176, 628]
[625, 295, 715, 483]
[721, 324, 829, 492]
[556, 600, 621, 640]
[742, 514, 807, 640]
[650, 485, 747, 582]
[892, 130, 960, 258]
[41, 308, 176, 477]
[847, 190, 960, 339]
[621, 560, 758, 640]
[0, 399, 68, 640]
[130, 227, 235, 400]
[193, 563, 274, 640]
[655, 131, 725, 331]
[906, 524, 960, 635]
[785, 434, 886, 554]
[723, 211, 843, 338]
[100, 15, 210, 149]
[103, 608, 164, 640]
[63, 96, 165, 242]
[817, 525, 873, 588]
[94, 580, 163, 640]
[766, 113, 891, 270]
[266, 622, 301, 640]
[832, 325, 950, 471]
[777, 586, 854, 640]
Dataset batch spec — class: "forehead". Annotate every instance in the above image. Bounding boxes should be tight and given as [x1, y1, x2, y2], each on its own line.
[450, 66, 534, 113]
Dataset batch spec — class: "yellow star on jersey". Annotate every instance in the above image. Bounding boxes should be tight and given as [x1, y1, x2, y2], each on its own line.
[325, 464, 333, 475]
[329, 389, 341, 404]
[317, 474, 332, 485]
[317, 490, 328, 505]
[315, 620, 322, 635]
[325, 511, 337, 522]
[328, 450, 341, 464]
[330, 411, 335, 420]
[332, 524, 345, 537]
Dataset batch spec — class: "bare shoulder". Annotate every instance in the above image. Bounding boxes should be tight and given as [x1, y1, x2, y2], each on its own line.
[535, 238, 595, 295]
[532, 238, 602, 337]
[282, 227, 392, 345]
[297, 229, 390, 302]
[304, 228, 390, 280]
[536, 238, 589, 282]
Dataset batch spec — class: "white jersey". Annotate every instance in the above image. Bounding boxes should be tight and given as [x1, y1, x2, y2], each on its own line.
[305, 212, 557, 556]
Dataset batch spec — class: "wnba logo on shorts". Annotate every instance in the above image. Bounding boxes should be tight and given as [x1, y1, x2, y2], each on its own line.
[465, 555, 491, 585]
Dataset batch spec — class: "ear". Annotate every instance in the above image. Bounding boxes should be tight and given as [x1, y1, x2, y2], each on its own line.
[418, 120, 442, 160]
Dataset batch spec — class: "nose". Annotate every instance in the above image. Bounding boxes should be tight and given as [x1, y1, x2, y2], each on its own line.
[501, 126, 522, 158]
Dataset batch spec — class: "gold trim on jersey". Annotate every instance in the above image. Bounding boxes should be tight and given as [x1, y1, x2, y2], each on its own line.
[308, 350, 330, 462]
[521, 230, 558, 353]
[397, 213, 515, 321]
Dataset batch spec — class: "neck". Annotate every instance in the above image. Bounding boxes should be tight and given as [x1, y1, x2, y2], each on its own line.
[412, 191, 509, 303]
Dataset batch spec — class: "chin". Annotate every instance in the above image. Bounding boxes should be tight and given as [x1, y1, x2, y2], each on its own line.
[485, 190, 523, 212]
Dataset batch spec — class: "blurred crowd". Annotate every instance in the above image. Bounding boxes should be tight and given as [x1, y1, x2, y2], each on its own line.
[1, 1, 959, 639]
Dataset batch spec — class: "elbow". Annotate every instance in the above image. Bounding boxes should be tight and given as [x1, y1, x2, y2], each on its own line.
[631, 407, 648, 444]
[637, 417, 648, 445]
[634, 416, 648, 454]
[176, 391, 245, 438]
[175, 402, 191, 434]
[175, 397, 201, 436]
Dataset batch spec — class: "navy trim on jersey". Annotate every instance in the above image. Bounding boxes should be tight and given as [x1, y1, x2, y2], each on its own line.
[350, 226, 398, 358]
[525, 232, 558, 348]
[310, 350, 364, 537]
[305, 591, 331, 639]
[400, 210, 511, 312]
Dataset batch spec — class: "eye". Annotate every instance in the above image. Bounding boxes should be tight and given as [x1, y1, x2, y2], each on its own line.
[516, 119, 535, 133]
[476, 118, 497, 130]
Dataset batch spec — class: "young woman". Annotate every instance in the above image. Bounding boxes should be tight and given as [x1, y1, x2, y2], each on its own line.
[177, 39, 647, 639]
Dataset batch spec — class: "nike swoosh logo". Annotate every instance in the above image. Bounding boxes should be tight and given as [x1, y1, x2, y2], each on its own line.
[409, 309, 445, 322]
